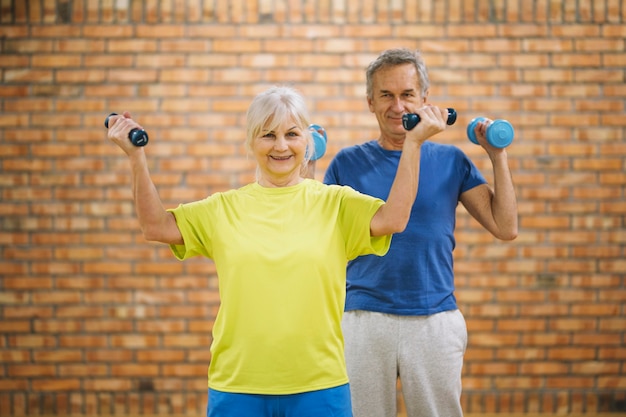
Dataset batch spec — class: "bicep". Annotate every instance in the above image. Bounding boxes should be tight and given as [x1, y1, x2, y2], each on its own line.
[369, 205, 386, 237]
[159, 211, 184, 245]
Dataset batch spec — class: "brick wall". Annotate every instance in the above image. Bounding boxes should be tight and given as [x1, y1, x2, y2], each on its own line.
[1, 0, 625, 415]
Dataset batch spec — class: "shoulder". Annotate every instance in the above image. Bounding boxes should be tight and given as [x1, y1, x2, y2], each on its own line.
[327, 141, 382, 176]
[333, 140, 379, 159]
[181, 186, 251, 211]
[422, 142, 474, 167]
[303, 178, 346, 193]
[304, 179, 362, 198]
[423, 141, 465, 157]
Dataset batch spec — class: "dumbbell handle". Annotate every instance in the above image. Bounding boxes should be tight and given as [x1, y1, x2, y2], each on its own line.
[104, 113, 149, 147]
[402, 108, 457, 131]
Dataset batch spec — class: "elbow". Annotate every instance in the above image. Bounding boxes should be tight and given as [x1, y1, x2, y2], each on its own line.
[142, 224, 163, 242]
[370, 216, 409, 237]
[497, 226, 518, 241]
[142, 219, 182, 245]
[505, 230, 519, 241]
[392, 223, 408, 234]
[389, 215, 410, 234]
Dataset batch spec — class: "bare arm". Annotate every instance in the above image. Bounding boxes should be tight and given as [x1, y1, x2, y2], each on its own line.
[460, 121, 518, 240]
[369, 106, 449, 236]
[107, 112, 183, 245]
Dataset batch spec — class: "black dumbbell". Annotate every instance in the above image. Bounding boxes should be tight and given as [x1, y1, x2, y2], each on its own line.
[402, 108, 457, 131]
[104, 113, 149, 147]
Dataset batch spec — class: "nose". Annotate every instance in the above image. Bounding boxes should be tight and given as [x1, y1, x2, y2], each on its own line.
[391, 97, 404, 113]
[274, 135, 288, 151]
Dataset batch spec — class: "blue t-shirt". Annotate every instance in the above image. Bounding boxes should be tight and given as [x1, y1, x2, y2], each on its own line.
[324, 140, 487, 315]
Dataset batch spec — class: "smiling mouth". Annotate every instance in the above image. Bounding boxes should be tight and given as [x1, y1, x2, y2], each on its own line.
[270, 155, 292, 160]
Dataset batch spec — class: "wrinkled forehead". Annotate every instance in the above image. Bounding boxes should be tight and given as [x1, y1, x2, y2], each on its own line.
[372, 64, 420, 89]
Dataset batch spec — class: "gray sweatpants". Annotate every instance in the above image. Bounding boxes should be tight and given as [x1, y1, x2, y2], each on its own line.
[342, 310, 467, 417]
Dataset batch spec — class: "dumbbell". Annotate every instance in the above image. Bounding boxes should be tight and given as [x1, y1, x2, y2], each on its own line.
[104, 113, 149, 147]
[466, 117, 514, 148]
[309, 123, 327, 161]
[402, 108, 457, 130]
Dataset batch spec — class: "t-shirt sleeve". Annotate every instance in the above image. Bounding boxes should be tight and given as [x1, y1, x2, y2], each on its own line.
[335, 185, 391, 260]
[459, 151, 488, 194]
[167, 198, 215, 261]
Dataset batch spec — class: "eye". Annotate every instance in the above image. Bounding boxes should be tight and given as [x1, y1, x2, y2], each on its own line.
[261, 132, 275, 139]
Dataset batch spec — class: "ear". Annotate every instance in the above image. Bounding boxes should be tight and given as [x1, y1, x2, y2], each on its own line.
[423, 89, 430, 104]
[367, 95, 375, 113]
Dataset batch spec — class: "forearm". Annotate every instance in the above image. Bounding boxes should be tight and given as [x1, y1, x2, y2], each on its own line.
[490, 151, 518, 240]
[370, 142, 421, 236]
[128, 151, 182, 244]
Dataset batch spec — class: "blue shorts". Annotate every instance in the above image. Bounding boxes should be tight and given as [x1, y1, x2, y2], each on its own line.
[207, 383, 353, 417]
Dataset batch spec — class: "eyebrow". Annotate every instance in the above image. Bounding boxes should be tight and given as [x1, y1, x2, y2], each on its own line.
[281, 125, 299, 133]
[379, 89, 416, 95]
[263, 125, 299, 134]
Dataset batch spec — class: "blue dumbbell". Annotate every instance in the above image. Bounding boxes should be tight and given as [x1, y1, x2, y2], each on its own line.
[104, 113, 149, 147]
[309, 124, 327, 161]
[466, 117, 514, 148]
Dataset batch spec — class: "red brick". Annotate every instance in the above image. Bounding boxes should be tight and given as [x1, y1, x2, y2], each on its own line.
[0, 350, 30, 363]
[550, 318, 598, 331]
[32, 54, 82, 67]
[162, 364, 207, 377]
[83, 379, 132, 391]
[597, 376, 626, 388]
[8, 364, 55, 377]
[56, 69, 107, 83]
[34, 320, 83, 333]
[136, 349, 185, 362]
[520, 362, 570, 375]
[135, 25, 185, 38]
[58, 335, 107, 348]
[0, 380, 29, 390]
[604, 23, 626, 36]
[82, 291, 132, 305]
[10, 335, 57, 348]
[58, 364, 108, 377]
[0, 320, 30, 333]
[110, 335, 159, 348]
[85, 350, 133, 363]
[110, 364, 159, 377]
[32, 291, 81, 304]
[546, 377, 595, 389]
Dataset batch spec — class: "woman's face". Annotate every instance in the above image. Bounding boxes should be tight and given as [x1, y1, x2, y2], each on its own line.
[252, 116, 308, 187]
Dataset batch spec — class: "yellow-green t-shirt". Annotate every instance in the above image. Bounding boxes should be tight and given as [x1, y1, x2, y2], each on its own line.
[168, 179, 390, 395]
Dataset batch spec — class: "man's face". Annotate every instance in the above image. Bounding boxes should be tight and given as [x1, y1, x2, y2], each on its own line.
[368, 63, 427, 142]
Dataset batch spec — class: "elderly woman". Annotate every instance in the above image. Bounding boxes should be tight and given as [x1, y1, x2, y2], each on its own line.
[106, 85, 449, 417]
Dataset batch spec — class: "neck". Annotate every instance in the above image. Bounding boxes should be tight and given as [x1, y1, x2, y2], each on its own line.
[378, 134, 406, 151]
[257, 176, 304, 188]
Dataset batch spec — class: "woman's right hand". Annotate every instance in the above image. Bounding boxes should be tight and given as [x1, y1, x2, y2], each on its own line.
[107, 111, 145, 156]
[405, 105, 448, 146]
